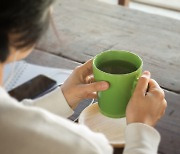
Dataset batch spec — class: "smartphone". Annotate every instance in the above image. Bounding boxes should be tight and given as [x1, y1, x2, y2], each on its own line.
[8, 75, 57, 101]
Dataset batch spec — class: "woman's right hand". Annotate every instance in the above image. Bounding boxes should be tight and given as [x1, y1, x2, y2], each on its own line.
[126, 71, 167, 127]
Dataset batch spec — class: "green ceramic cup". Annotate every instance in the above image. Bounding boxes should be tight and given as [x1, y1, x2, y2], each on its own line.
[93, 50, 143, 118]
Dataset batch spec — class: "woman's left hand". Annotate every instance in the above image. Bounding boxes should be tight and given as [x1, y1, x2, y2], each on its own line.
[61, 59, 109, 110]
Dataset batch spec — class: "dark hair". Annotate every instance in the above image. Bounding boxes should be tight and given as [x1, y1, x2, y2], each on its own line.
[0, 0, 54, 62]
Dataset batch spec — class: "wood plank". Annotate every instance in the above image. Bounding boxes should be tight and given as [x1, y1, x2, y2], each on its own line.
[37, 0, 180, 93]
[156, 90, 180, 154]
[25, 49, 80, 69]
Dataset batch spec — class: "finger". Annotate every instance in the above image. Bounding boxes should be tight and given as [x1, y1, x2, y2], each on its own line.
[85, 75, 95, 84]
[158, 99, 167, 118]
[162, 99, 167, 111]
[80, 81, 109, 94]
[86, 92, 98, 99]
[148, 79, 165, 98]
[80, 59, 93, 77]
[163, 99, 167, 109]
[133, 71, 151, 96]
[148, 79, 161, 90]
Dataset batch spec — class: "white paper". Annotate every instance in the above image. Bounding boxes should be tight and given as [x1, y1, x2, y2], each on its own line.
[3, 60, 72, 91]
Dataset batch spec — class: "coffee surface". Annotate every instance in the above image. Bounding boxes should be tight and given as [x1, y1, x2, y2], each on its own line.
[98, 60, 137, 74]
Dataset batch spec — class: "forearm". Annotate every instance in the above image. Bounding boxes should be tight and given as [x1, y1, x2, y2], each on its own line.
[21, 87, 74, 117]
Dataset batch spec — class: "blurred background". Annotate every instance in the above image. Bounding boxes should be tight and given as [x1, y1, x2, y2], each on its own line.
[99, 0, 180, 20]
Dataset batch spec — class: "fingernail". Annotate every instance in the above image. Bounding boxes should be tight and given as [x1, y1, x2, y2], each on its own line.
[143, 71, 150, 76]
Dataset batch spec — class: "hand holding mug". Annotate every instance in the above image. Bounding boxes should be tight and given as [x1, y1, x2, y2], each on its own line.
[61, 60, 109, 110]
[126, 71, 167, 126]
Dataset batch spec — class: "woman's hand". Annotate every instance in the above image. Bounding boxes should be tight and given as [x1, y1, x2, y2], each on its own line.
[61, 59, 109, 110]
[126, 71, 167, 126]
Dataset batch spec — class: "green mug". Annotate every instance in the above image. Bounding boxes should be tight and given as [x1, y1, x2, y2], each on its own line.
[93, 50, 143, 118]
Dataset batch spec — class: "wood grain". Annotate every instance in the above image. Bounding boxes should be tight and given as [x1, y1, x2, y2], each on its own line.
[79, 103, 126, 148]
[25, 49, 80, 69]
[37, 0, 180, 93]
[156, 90, 180, 154]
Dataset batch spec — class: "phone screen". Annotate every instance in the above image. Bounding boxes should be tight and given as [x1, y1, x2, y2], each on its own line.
[8, 75, 57, 101]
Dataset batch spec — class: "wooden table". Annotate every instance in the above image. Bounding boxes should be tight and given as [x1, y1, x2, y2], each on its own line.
[28, 0, 180, 153]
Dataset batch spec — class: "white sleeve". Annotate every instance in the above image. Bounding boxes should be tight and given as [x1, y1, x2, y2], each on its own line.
[21, 87, 74, 117]
[123, 123, 160, 154]
[0, 93, 113, 154]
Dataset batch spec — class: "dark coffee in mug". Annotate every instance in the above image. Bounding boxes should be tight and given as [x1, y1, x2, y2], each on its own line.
[98, 60, 137, 74]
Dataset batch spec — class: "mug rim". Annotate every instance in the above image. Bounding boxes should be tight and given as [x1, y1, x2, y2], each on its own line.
[93, 50, 143, 76]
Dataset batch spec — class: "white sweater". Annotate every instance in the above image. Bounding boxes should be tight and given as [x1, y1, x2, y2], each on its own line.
[0, 87, 160, 154]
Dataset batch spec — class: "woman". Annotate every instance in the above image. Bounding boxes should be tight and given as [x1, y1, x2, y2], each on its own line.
[0, 0, 167, 154]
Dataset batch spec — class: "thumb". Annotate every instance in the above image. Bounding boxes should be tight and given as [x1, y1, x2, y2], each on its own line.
[80, 81, 109, 94]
